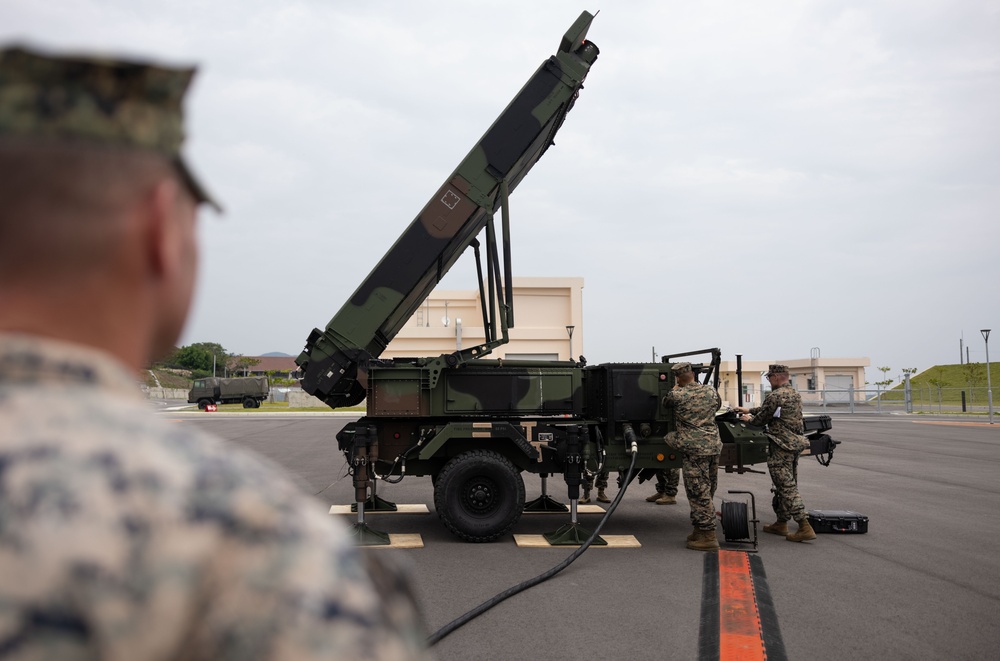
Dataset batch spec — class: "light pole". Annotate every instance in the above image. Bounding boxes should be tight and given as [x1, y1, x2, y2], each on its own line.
[566, 325, 575, 362]
[982, 329, 993, 424]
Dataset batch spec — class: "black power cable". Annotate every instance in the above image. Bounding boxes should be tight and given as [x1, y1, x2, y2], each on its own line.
[427, 446, 639, 647]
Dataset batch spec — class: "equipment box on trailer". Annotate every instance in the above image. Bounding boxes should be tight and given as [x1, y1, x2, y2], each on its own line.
[807, 510, 868, 534]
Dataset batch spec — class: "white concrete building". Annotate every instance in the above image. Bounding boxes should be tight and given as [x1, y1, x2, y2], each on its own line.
[384, 276, 583, 361]
[718, 358, 870, 407]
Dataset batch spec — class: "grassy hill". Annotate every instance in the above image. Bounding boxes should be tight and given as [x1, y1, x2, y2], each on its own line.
[879, 363, 998, 405]
[144, 368, 193, 390]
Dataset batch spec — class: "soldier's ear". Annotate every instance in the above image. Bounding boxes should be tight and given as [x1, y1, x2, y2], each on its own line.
[143, 177, 185, 280]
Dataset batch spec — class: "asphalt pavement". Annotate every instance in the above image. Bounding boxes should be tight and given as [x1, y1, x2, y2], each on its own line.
[165, 408, 1000, 660]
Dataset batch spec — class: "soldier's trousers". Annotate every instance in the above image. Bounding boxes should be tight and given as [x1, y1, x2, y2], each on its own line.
[583, 469, 608, 491]
[767, 444, 805, 522]
[681, 455, 718, 530]
[655, 468, 680, 496]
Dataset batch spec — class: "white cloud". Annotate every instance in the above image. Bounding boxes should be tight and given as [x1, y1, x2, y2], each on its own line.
[2, 0, 997, 373]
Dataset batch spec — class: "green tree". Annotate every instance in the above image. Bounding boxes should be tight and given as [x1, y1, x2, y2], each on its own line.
[875, 365, 893, 393]
[171, 342, 228, 375]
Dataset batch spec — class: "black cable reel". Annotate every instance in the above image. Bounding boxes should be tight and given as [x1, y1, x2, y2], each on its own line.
[720, 490, 758, 551]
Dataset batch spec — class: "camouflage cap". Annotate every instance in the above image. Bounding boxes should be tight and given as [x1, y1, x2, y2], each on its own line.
[0, 44, 220, 212]
[766, 364, 789, 376]
[671, 361, 692, 375]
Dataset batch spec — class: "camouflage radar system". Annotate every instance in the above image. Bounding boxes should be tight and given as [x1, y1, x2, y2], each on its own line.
[297, 11, 600, 409]
[297, 12, 841, 546]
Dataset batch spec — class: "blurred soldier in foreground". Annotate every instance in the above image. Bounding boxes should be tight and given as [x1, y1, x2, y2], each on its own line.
[643, 468, 681, 505]
[736, 364, 816, 543]
[662, 362, 723, 551]
[0, 45, 431, 659]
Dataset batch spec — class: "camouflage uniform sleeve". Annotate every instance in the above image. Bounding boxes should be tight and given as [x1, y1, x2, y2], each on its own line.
[747, 392, 779, 427]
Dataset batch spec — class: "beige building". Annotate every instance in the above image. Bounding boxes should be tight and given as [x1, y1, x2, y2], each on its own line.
[384, 276, 583, 361]
[718, 357, 870, 407]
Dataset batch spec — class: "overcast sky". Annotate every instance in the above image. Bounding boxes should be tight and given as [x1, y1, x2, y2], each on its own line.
[3, 1, 998, 382]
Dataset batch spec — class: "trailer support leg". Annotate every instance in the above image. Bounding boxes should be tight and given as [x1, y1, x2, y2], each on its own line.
[350, 477, 398, 512]
[544, 426, 606, 545]
[348, 425, 391, 546]
[524, 473, 569, 512]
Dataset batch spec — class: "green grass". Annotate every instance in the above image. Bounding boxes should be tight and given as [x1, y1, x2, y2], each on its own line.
[875, 363, 998, 405]
[145, 368, 193, 389]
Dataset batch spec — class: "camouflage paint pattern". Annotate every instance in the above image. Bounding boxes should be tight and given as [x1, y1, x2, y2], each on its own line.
[0, 45, 218, 209]
[0, 46, 189, 152]
[0, 334, 431, 660]
[767, 445, 806, 523]
[682, 455, 719, 531]
[340, 360, 713, 479]
[655, 468, 681, 496]
[297, 12, 600, 409]
[747, 382, 810, 452]
[662, 381, 723, 456]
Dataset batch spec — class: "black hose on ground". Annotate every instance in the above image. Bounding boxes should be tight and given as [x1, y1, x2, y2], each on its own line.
[427, 444, 639, 647]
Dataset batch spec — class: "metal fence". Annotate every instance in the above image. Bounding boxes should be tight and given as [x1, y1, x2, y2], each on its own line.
[796, 386, 994, 415]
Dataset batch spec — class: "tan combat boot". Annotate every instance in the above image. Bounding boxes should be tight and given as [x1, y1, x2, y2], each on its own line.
[786, 518, 817, 542]
[763, 520, 789, 536]
[645, 491, 662, 503]
[579, 490, 591, 505]
[597, 489, 611, 503]
[687, 527, 699, 542]
[655, 494, 677, 505]
[686, 529, 720, 552]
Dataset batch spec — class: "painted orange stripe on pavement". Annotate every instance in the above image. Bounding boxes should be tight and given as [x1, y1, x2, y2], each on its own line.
[718, 550, 767, 660]
[914, 421, 999, 428]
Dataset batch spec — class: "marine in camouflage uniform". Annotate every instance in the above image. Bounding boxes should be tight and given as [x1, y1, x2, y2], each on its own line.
[740, 364, 816, 543]
[0, 46, 432, 659]
[661, 363, 722, 551]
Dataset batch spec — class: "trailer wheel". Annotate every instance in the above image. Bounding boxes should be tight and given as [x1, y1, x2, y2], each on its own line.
[434, 450, 525, 543]
[197, 399, 212, 410]
[242, 397, 255, 408]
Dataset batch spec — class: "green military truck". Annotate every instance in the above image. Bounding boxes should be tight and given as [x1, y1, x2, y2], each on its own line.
[188, 376, 269, 409]
[296, 12, 838, 545]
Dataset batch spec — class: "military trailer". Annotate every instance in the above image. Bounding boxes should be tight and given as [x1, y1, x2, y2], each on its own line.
[296, 12, 838, 544]
[188, 376, 269, 409]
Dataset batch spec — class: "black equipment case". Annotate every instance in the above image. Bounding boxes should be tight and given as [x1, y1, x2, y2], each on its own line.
[807, 510, 869, 534]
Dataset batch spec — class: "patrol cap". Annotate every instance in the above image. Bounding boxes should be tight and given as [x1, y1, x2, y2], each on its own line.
[766, 364, 789, 376]
[0, 44, 221, 212]
[671, 361, 692, 375]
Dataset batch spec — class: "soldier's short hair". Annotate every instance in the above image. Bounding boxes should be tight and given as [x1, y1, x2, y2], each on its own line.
[0, 44, 219, 211]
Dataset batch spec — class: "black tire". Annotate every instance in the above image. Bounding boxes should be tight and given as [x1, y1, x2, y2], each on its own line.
[198, 399, 212, 410]
[242, 397, 255, 408]
[434, 450, 525, 543]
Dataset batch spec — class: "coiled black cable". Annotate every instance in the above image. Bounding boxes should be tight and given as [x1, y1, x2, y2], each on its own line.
[427, 447, 639, 647]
